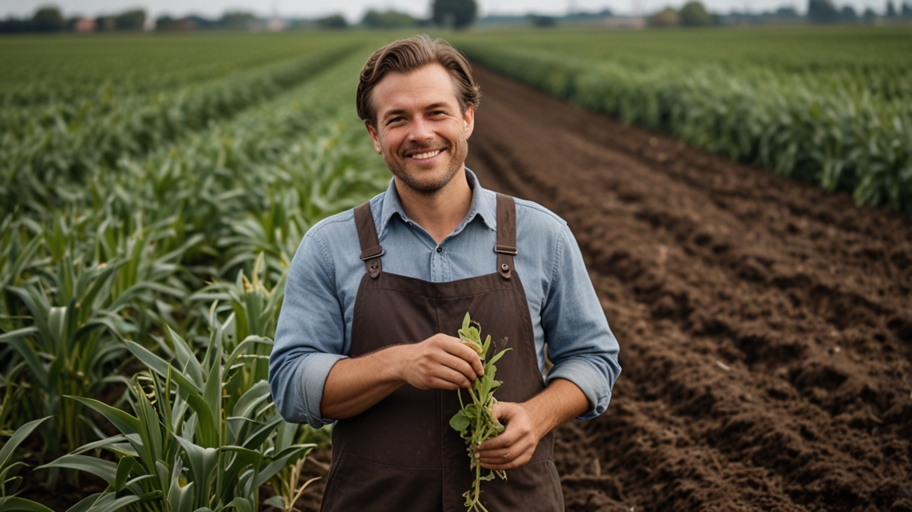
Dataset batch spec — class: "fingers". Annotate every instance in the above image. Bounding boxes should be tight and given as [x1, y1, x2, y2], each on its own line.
[476, 435, 536, 470]
[475, 402, 540, 470]
[440, 335, 485, 378]
[403, 335, 484, 390]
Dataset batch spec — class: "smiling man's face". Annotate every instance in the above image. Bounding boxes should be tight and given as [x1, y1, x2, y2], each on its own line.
[366, 63, 475, 196]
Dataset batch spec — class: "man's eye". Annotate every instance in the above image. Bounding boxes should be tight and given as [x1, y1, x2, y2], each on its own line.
[387, 117, 403, 125]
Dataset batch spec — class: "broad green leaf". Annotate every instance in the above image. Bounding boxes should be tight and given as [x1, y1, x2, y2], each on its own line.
[124, 340, 199, 396]
[67, 396, 140, 436]
[0, 417, 50, 469]
[262, 495, 285, 508]
[219, 496, 253, 512]
[220, 446, 262, 493]
[133, 378, 164, 471]
[449, 410, 470, 432]
[486, 348, 511, 368]
[174, 436, 218, 499]
[254, 445, 313, 488]
[39, 454, 117, 483]
[0, 329, 48, 390]
[109, 456, 135, 492]
[0, 497, 54, 512]
[166, 472, 195, 512]
[168, 326, 203, 388]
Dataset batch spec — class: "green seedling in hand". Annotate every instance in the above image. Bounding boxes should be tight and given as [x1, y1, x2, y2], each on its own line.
[449, 312, 511, 512]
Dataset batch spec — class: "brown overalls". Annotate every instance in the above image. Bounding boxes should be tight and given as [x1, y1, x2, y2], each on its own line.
[320, 193, 564, 511]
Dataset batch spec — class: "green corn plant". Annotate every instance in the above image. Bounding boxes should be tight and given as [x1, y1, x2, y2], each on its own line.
[0, 416, 53, 512]
[0, 363, 29, 442]
[191, 254, 285, 391]
[0, 215, 46, 332]
[90, 206, 202, 338]
[0, 256, 136, 458]
[39, 303, 315, 511]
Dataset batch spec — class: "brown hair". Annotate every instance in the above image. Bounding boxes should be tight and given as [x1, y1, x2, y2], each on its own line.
[357, 34, 481, 127]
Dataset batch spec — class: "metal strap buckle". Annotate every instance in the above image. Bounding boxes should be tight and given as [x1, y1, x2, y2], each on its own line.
[360, 248, 385, 261]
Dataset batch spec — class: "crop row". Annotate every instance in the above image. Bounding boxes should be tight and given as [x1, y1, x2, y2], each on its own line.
[455, 33, 912, 213]
[0, 42, 361, 219]
[1, 45, 387, 511]
[0, 33, 367, 106]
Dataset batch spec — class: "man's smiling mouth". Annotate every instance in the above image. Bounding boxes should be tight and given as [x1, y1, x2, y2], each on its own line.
[409, 149, 443, 160]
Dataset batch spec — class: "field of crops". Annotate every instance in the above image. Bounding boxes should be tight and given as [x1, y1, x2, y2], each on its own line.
[451, 26, 912, 212]
[1, 32, 391, 510]
[1, 27, 910, 511]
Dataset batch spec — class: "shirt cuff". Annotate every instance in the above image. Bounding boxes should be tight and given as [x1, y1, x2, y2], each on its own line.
[546, 359, 612, 420]
[298, 352, 349, 428]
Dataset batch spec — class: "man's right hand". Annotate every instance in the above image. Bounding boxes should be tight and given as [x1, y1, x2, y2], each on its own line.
[321, 334, 484, 420]
[394, 334, 485, 390]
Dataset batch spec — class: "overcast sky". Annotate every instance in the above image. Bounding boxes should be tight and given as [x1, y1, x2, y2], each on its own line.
[0, 0, 890, 22]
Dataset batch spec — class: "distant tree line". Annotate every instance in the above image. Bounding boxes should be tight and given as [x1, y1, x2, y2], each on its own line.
[3, 0, 910, 35]
[0, 6, 275, 33]
[648, 2, 714, 26]
[154, 11, 261, 31]
[0, 6, 146, 33]
[0, 0, 480, 33]
[647, 0, 912, 26]
[313, 0, 477, 30]
[805, 0, 911, 23]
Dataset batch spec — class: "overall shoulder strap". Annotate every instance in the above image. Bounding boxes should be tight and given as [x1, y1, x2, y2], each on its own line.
[353, 202, 384, 279]
[494, 193, 517, 280]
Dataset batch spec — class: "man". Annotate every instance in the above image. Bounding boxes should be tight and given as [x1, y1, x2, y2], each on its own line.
[269, 34, 620, 511]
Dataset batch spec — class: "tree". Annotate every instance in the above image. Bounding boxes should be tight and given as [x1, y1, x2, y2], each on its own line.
[648, 6, 680, 26]
[680, 1, 713, 25]
[220, 11, 257, 29]
[775, 6, 800, 17]
[886, 0, 898, 16]
[361, 9, 417, 28]
[903, 2, 912, 16]
[862, 7, 877, 21]
[432, 0, 477, 29]
[31, 5, 64, 31]
[528, 14, 557, 27]
[839, 5, 858, 21]
[95, 15, 116, 31]
[114, 9, 146, 30]
[315, 14, 347, 29]
[0, 17, 31, 33]
[807, 0, 839, 23]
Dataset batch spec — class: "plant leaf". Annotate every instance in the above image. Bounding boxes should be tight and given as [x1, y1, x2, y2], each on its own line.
[449, 410, 470, 432]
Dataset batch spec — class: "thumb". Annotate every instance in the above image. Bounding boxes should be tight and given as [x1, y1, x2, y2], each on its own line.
[492, 401, 518, 423]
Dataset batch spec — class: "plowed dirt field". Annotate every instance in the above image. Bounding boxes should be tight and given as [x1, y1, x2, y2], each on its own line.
[296, 66, 912, 512]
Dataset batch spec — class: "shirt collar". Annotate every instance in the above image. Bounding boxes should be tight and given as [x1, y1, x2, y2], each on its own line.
[377, 168, 498, 240]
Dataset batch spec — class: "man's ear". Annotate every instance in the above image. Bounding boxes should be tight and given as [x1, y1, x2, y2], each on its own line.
[365, 121, 382, 154]
[463, 104, 475, 140]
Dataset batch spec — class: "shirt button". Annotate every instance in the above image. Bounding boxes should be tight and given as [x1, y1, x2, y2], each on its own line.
[436, 246, 442, 253]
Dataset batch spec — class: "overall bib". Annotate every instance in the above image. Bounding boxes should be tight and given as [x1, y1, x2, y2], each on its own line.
[320, 193, 564, 511]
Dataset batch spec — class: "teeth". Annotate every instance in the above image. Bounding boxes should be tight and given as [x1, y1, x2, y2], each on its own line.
[411, 150, 441, 160]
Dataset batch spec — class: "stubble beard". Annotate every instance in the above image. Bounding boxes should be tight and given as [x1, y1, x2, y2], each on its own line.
[385, 138, 468, 196]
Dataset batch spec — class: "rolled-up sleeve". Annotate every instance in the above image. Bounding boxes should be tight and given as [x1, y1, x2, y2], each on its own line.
[269, 229, 347, 428]
[541, 224, 621, 420]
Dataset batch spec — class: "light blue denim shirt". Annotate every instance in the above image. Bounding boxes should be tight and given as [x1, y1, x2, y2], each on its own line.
[269, 169, 621, 428]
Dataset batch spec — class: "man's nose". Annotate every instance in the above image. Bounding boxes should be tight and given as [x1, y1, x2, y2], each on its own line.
[408, 116, 434, 142]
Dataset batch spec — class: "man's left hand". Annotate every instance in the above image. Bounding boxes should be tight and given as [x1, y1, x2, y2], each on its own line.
[474, 401, 541, 470]
[473, 378, 590, 471]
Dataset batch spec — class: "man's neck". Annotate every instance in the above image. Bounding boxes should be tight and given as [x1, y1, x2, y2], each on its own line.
[395, 169, 472, 244]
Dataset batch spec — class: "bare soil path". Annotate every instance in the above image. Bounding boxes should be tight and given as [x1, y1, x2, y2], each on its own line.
[464, 66, 912, 512]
